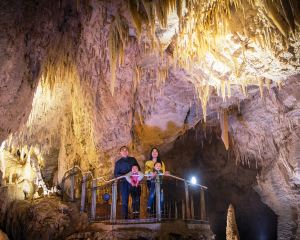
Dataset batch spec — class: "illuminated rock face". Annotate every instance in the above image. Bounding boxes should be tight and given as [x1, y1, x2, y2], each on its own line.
[0, 0, 300, 239]
[228, 76, 300, 239]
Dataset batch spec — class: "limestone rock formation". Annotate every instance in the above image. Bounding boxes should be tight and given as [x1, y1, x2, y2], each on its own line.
[0, 0, 300, 239]
[0, 230, 8, 240]
[0, 186, 87, 240]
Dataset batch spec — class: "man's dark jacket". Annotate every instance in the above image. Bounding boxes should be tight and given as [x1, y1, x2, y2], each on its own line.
[114, 156, 140, 177]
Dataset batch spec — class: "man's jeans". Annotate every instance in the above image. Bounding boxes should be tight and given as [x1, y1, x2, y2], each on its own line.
[120, 180, 130, 219]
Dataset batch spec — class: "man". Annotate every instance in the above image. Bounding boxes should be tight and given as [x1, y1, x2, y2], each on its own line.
[114, 146, 140, 219]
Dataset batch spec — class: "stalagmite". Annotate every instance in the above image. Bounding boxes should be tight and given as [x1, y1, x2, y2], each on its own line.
[226, 204, 240, 240]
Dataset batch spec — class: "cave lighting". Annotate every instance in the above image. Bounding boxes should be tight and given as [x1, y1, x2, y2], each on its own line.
[190, 176, 197, 185]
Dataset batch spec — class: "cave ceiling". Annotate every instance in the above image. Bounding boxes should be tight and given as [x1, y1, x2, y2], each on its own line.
[0, 1, 300, 238]
[0, 0, 299, 175]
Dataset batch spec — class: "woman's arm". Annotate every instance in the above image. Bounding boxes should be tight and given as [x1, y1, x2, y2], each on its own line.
[144, 161, 152, 174]
[162, 161, 166, 173]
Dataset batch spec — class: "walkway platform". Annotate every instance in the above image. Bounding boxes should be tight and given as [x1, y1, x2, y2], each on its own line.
[90, 218, 210, 231]
[85, 219, 214, 239]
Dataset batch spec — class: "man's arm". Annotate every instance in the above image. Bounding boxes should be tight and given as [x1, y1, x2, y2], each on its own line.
[114, 161, 120, 177]
[137, 171, 144, 182]
[125, 172, 132, 183]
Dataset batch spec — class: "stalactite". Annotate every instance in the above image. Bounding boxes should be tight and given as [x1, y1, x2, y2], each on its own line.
[176, 0, 182, 22]
[259, 78, 264, 98]
[128, 0, 143, 39]
[266, 78, 272, 92]
[108, 13, 128, 96]
[103, 0, 298, 110]
[226, 80, 231, 98]
[221, 80, 226, 101]
[241, 83, 247, 97]
[264, 0, 289, 38]
[133, 65, 141, 91]
[197, 84, 210, 122]
[221, 109, 229, 150]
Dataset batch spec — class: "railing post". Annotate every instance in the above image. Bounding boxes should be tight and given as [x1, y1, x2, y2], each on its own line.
[155, 177, 161, 221]
[200, 188, 206, 221]
[80, 175, 87, 212]
[182, 200, 185, 220]
[110, 179, 117, 222]
[70, 167, 75, 202]
[185, 182, 190, 219]
[61, 178, 65, 201]
[90, 179, 97, 221]
[175, 201, 178, 219]
[191, 193, 194, 219]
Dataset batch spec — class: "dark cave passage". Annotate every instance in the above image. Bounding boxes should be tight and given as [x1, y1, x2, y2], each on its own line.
[163, 124, 278, 240]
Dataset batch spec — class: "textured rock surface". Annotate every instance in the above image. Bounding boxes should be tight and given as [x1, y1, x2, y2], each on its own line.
[163, 124, 277, 240]
[0, 230, 8, 240]
[0, 186, 87, 240]
[228, 76, 300, 239]
[0, 0, 300, 239]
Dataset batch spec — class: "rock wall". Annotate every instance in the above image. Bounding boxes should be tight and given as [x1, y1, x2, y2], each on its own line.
[163, 124, 278, 240]
[0, 186, 87, 240]
[0, 0, 300, 239]
[227, 75, 300, 239]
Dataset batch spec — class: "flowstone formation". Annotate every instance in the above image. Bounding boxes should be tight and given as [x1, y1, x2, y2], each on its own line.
[0, 0, 300, 239]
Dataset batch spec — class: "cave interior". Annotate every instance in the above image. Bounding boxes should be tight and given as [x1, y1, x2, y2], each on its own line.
[0, 0, 300, 239]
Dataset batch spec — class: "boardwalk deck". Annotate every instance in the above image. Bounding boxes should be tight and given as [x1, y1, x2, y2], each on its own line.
[84, 219, 214, 239]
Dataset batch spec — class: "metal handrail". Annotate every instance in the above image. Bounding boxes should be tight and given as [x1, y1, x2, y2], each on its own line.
[61, 166, 208, 223]
[166, 174, 207, 189]
[93, 173, 208, 190]
[62, 165, 94, 180]
[61, 165, 93, 202]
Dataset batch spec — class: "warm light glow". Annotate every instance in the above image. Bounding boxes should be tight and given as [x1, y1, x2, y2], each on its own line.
[116, 0, 300, 125]
[0, 141, 5, 180]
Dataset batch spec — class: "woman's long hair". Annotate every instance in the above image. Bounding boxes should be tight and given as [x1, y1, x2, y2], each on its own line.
[149, 147, 162, 163]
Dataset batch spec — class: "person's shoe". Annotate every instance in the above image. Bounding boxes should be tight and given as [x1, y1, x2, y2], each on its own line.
[147, 207, 151, 215]
[133, 211, 140, 219]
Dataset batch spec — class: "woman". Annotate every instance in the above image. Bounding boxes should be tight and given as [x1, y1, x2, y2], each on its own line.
[147, 161, 164, 213]
[144, 148, 166, 190]
[144, 147, 169, 214]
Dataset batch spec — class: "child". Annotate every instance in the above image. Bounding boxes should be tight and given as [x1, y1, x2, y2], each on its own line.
[147, 161, 165, 215]
[125, 164, 144, 218]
